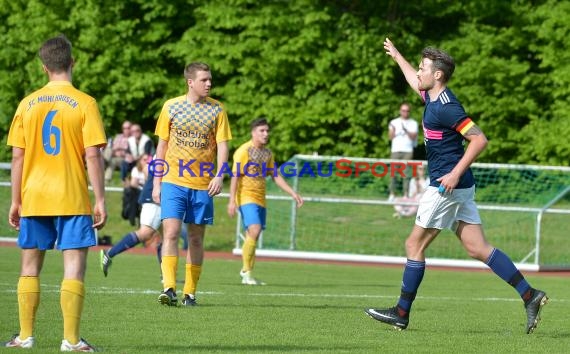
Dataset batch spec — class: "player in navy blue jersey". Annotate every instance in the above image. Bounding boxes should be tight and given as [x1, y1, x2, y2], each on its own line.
[99, 172, 189, 278]
[364, 38, 547, 334]
[100, 175, 161, 276]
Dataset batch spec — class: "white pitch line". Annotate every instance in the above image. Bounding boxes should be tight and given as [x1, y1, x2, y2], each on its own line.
[0, 283, 566, 302]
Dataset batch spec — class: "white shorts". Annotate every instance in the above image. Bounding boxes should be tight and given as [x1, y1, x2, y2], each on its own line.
[140, 203, 162, 230]
[415, 186, 481, 231]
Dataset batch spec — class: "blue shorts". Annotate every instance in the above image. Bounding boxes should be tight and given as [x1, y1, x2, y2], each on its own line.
[239, 203, 266, 230]
[161, 182, 214, 225]
[18, 216, 96, 251]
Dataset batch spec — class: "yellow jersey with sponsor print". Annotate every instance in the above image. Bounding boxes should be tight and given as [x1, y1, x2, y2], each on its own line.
[7, 81, 107, 216]
[155, 95, 232, 190]
[232, 140, 275, 207]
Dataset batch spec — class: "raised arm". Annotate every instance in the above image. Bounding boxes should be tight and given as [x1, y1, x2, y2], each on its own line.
[384, 38, 421, 97]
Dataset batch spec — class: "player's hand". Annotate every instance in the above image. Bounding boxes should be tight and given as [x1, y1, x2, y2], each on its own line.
[92, 201, 107, 230]
[436, 172, 460, 194]
[383, 37, 400, 59]
[227, 202, 236, 218]
[152, 184, 161, 204]
[293, 193, 304, 208]
[208, 176, 223, 196]
[8, 202, 21, 230]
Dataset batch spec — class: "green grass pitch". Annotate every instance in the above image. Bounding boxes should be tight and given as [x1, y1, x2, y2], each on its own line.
[0, 247, 569, 353]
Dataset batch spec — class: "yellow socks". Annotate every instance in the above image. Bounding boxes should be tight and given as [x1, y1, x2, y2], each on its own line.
[17, 276, 40, 339]
[60, 279, 85, 345]
[242, 237, 257, 272]
[183, 264, 202, 296]
[161, 255, 178, 290]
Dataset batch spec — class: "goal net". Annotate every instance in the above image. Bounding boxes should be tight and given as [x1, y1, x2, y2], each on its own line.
[233, 155, 570, 271]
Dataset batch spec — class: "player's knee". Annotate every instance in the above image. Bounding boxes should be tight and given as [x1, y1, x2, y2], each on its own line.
[136, 228, 155, 242]
[404, 237, 422, 256]
[163, 231, 179, 241]
[465, 244, 492, 261]
[247, 225, 262, 239]
[188, 235, 203, 248]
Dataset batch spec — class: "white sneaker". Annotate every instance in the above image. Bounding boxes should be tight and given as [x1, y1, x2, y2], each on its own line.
[60, 338, 96, 352]
[4, 334, 34, 348]
[240, 270, 266, 285]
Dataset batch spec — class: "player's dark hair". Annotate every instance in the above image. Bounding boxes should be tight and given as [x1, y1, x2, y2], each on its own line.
[422, 47, 455, 83]
[251, 117, 270, 131]
[39, 34, 73, 73]
[184, 62, 210, 80]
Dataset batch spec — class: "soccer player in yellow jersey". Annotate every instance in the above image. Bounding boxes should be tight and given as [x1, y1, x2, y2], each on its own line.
[4, 35, 106, 352]
[153, 62, 232, 306]
[227, 118, 304, 285]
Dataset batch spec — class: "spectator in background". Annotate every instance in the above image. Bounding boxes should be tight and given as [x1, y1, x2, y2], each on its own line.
[120, 153, 150, 226]
[393, 163, 429, 218]
[388, 102, 418, 201]
[130, 154, 150, 190]
[121, 124, 154, 183]
[103, 120, 131, 185]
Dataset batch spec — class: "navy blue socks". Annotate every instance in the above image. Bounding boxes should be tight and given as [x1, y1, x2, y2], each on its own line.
[486, 248, 532, 299]
[397, 259, 426, 316]
[108, 232, 140, 258]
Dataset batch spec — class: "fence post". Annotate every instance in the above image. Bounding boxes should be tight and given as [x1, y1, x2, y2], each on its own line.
[534, 185, 570, 266]
[289, 157, 299, 250]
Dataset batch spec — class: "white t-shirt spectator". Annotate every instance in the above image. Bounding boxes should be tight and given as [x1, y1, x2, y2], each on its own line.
[408, 176, 430, 199]
[130, 166, 146, 189]
[389, 117, 418, 153]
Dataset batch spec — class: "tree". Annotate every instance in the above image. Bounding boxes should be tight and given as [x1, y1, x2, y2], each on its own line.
[1, 0, 567, 165]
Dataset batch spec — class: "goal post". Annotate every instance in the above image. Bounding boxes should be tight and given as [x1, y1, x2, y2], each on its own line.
[233, 154, 570, 271]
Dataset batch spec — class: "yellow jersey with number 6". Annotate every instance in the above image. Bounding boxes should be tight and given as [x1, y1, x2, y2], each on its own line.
[7, 81, 107, 216]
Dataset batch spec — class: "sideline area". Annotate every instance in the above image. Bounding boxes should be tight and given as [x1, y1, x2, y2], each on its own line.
[1, 238, 568, 277]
